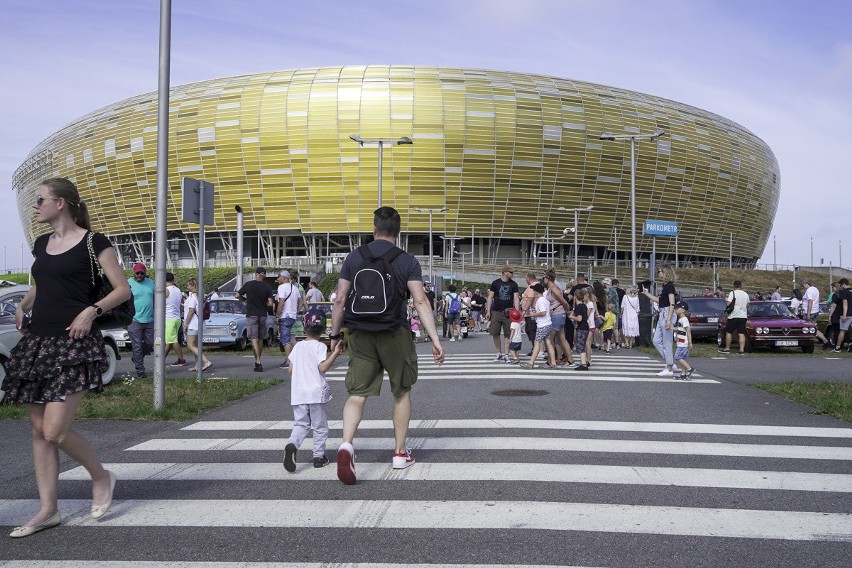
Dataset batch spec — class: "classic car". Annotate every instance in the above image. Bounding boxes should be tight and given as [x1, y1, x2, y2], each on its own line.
[200, 298, 277, 350]
[681, 296, 727, 339]
[0, 284, 121, 403]
[717, 300, 817, 353]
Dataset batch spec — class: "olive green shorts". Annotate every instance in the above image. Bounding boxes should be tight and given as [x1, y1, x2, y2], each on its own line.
[345, 326, 418, 398]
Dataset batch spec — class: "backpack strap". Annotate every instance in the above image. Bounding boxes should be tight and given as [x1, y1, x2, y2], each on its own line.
[379, 245, 405, 264]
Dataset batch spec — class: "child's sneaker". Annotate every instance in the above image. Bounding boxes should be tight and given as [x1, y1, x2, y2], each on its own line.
[684, 368, 695, 380]
[337, 442, 356, 485]
[392, 449, 415, 469]
[313, 455, 329, 468]
[283, 442, 297, 473]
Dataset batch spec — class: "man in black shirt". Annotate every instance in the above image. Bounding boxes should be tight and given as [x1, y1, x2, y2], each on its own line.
[486, 266, 520, 361]
[237, 267, 274, 372]
[470, 288, 486, 332]
[832, 278, 850, 352]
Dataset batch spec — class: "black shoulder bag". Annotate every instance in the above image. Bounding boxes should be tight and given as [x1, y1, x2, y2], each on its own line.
[87, 232, 135, 327]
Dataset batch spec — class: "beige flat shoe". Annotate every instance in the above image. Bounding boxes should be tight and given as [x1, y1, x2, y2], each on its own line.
[9, 510, 61, 538]
[91, 470, 117, 519]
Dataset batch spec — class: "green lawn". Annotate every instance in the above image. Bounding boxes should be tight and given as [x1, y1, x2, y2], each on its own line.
[0, 376, 278, 421]
[753, 382, 852, 422]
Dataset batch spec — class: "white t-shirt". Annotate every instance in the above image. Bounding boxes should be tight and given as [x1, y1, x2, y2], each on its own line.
[510, 321, 523, 343]
[289, 339, 332, 405]
[675, 315, 691, 347]
[726, 289, 749, 319]
[209, 292, 220, 301]
[586, 300, 596, 329]
[306, 287, 324, 303]
[165, 284, 182, 319]
[277, 283, 301, 318]
[534, 296, 552, 327]
[803, 286, 820, 315]
[184, 292, 199, 330]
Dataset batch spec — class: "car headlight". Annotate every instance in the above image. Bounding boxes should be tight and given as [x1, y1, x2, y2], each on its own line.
[228, 321, 237, 330]
[762, 327, 770, 334]
[755, 328, 763, 334]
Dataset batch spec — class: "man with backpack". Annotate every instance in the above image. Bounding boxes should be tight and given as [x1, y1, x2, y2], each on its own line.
[444, 284, 462, 341]
[329, 207, 444, 485]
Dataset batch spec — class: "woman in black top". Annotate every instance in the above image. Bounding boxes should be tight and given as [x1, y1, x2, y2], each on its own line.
[4, 178, 131, 538]
[642, 264, 678, 377]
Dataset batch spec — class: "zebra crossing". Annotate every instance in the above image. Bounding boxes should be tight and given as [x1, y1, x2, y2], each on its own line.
[325, 352, 721, 383]
[2, 352, 852, 567]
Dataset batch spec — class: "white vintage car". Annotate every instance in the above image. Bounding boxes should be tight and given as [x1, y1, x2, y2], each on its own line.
[0, 283, 121, 403]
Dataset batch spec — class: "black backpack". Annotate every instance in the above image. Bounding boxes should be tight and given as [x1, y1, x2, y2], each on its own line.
[344, 244, 406, 331]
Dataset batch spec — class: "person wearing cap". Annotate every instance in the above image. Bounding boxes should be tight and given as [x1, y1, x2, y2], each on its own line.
[127, 262, 155, 378]
[163, 272, 187, 367]
[486, 266, 520, 361]
[276, 270, 303, 368]
[719, 280, 749, 355]
[507, 308, 524, 363]
[673, 301, 695, 380]
[237, 267, 274, 372]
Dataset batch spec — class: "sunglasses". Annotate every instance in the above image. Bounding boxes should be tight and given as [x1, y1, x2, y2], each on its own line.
[35, 195, 61, 206]
[134, 271, 146, 276]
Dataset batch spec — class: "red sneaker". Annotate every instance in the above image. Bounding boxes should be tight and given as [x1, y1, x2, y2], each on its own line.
[336, 442, 356, 485]
[392, 449, 415, 469]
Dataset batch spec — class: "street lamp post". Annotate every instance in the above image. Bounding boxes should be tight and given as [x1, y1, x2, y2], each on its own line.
[349, 135, 413, 208]
[598, 129, 666, 286]
[413, 206, 448, 286]
[557, 206, 594, 279]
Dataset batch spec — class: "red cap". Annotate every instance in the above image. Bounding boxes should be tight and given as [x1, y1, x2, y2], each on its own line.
[509, 308, 523, 323]
[132, 262, 146, 273]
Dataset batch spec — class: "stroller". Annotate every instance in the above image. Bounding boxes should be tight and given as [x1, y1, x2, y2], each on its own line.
[459, 305, 471, 338]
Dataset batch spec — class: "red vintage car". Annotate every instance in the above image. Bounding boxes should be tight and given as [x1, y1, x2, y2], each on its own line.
[717, 301, 817, 353]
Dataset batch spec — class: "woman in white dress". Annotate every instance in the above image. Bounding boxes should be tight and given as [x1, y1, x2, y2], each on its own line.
[620, 287, 641, 348]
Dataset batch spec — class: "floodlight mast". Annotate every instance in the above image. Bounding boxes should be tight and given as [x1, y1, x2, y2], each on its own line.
[598, 130, 667, 286]
[349, 135, 413, 207]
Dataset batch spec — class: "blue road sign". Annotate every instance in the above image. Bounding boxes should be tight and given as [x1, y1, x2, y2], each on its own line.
[644, 220, 679, 236]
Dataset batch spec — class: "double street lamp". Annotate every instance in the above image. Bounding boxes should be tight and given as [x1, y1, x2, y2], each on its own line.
[349, 135, 413, 207]
[557, 206, 594, 279]
[412, 206, 448, 286]
[598, 129, 666, 286]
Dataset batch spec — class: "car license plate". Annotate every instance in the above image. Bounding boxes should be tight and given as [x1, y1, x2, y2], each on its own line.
[116, 340, 126, 347]
[202, 337, 220, 344]
[775, 340, 799, 347]
[707, 318, 718, 323]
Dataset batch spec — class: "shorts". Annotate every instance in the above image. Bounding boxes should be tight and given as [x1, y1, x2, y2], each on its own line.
[345, 326, 417, 398]
[603, 329, 613, 341]
[534, 325, 551, 342]
[807, 313, 819, 322]
[508, 341, 522, 351]
[279, 316, 295, 345]
[489, 309, 512, 338]
[446, 312, 460, 325]
[186, 329, 198, 337]
[725, 317, 747, 334]
[573, 329, 589, 354]
[675, 346, 690, 361]
[840, 317, 852, 331]
[550, 313, 566, 332]
[471, 311, 482, 322]
[165, 318, 181, 344]
[246, 315, 268, 340]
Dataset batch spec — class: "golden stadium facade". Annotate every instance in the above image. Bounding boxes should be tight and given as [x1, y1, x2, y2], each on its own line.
[12, 65, 779, 267]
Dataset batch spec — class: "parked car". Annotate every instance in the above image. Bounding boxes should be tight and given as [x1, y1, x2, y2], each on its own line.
[717, 300, 817, 353]
[681, 296, 726, 339]
[0, 284, 121, 403]
[201, 298, 277, 350]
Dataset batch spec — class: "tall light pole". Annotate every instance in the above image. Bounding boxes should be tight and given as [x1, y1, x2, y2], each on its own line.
[810, 236, 814, 267]
[413, 206, 448, 286]
[599, 129, 666, 286]
[349, 135, 413, 207]
[558, 206, 594, 279]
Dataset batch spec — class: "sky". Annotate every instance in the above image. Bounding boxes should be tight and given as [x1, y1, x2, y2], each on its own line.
[1, 0, 850, 272]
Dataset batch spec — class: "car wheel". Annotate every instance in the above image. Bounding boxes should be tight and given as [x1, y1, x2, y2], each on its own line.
[0, 357, 6, 403]
[802, 341, 815, 354]
[743, 336, 754, 353]
[264, 329, 276, 347]
[716, 330, 724, 347]
[235, 332, 248, 351]
[101, 343, 118, 386]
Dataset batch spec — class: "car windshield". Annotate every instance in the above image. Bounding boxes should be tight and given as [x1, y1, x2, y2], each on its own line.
[208, 299, 246, 315]
[747, 302, 795, 318]
[0, 293, 26, 325]
[682, 298, 726, 314]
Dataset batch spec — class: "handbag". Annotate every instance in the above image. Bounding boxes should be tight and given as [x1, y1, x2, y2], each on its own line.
[87, 232, 135, 327]
[724, 291, 736, 315]
[594, 311, 605, 328]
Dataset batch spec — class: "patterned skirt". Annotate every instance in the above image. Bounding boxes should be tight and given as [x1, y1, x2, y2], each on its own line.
[1, 333, 109, 404]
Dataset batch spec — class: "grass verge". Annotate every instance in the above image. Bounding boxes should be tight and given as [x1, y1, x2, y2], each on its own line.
[753, 382, 852, 422]
[0, 377, 278, 421]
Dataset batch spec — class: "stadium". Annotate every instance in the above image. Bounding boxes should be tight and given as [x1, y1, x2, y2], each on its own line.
[12, 65, 779, 269]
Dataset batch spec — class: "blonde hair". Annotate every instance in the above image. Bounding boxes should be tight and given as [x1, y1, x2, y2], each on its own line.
[658, 264, 676, 283]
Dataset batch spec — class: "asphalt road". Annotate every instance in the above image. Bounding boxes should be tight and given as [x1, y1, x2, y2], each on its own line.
[1, 331, 850, 567]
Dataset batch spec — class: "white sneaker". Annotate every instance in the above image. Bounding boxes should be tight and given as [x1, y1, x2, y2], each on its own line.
[392, 449, 415, 469]
[450, 337, 456, 342]
[656, 369, 674, 377]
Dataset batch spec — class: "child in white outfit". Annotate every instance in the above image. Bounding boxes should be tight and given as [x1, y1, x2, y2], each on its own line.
[283, 318, 343, 472]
